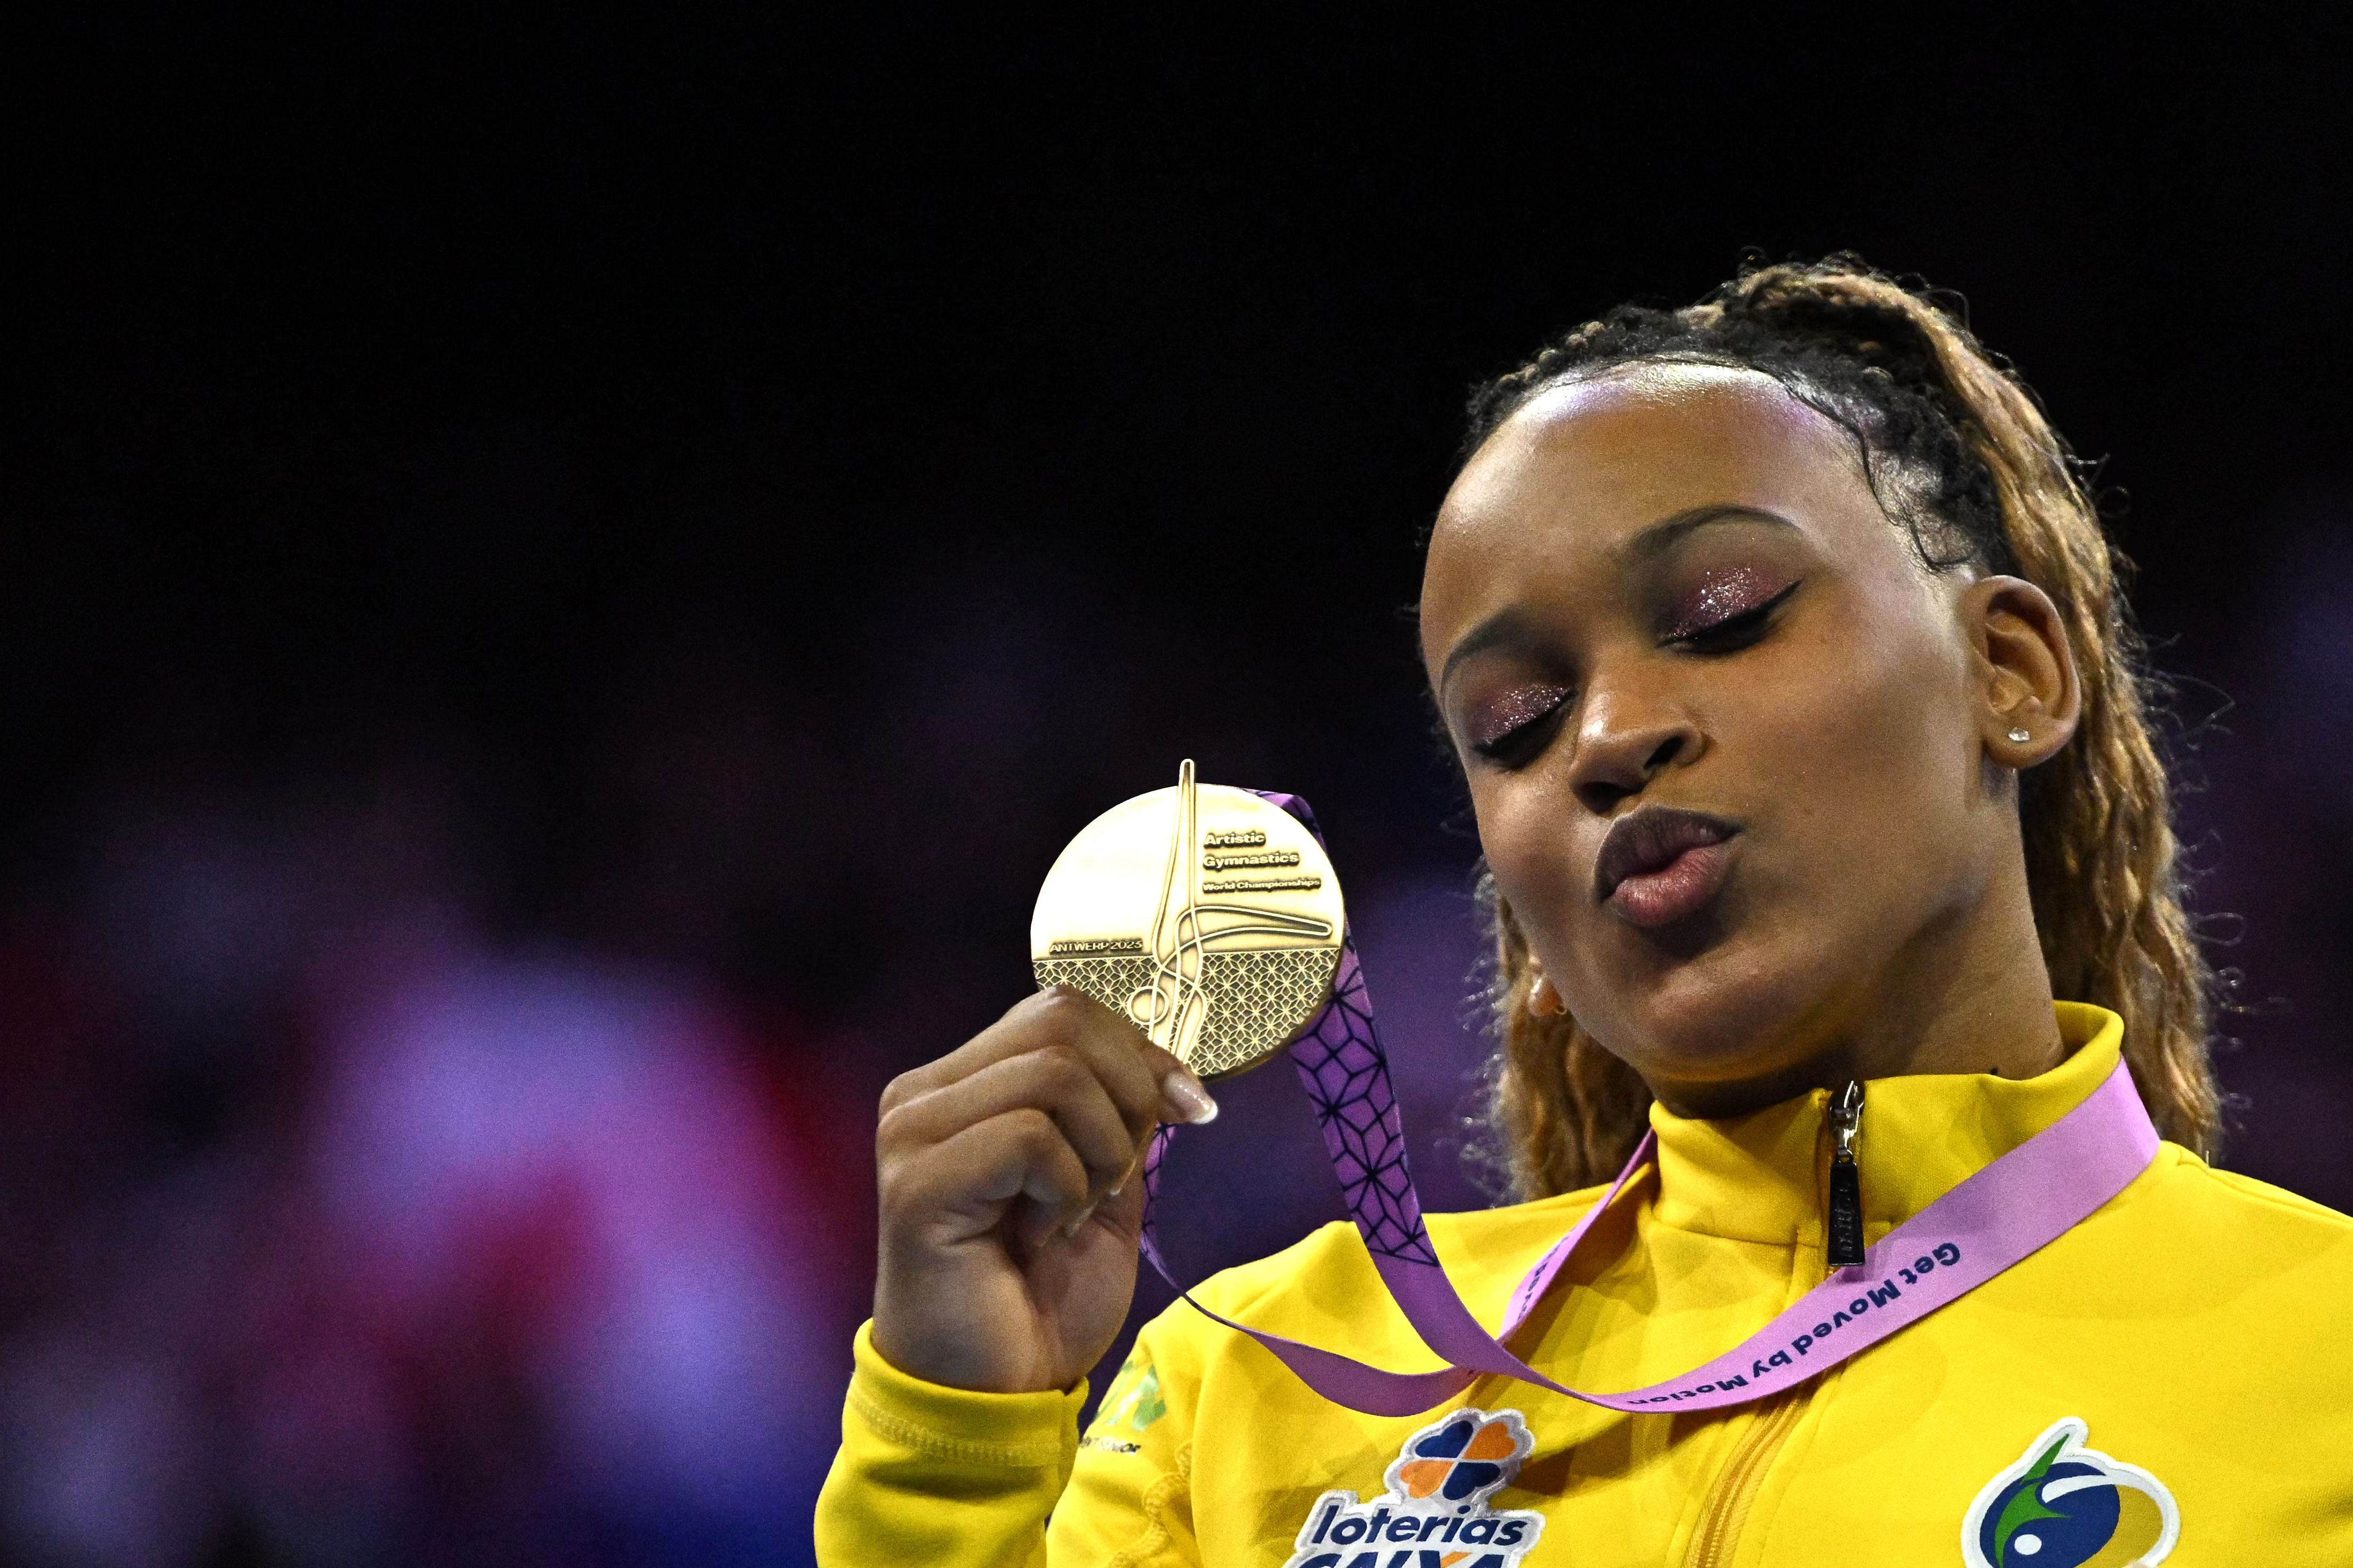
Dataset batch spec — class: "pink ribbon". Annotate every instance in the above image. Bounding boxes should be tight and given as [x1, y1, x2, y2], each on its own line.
[1135, 792, 2160, 1417]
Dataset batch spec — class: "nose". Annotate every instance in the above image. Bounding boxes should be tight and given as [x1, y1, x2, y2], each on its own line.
[1566, 675, 1701, 816]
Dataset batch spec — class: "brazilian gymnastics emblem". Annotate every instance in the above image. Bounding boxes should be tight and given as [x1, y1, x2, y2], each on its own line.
[1960, 1417, 2178, 1567]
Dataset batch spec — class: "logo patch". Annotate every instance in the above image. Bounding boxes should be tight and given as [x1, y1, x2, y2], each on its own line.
[1080, 1351, 1165, 1454]
[1961, 1418, 2179, 1567]
[1283, 1407, 1544, 1568]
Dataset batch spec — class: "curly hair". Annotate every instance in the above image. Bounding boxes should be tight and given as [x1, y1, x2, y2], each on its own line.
[1462, 257, 2221, 1199]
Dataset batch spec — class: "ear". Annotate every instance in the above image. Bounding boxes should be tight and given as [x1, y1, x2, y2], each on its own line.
[1961, 575, 2081, 768]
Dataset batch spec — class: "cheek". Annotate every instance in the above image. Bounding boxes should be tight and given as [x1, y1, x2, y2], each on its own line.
[1468, 772, 1585, 943]
[1739, 604, 1981, 882]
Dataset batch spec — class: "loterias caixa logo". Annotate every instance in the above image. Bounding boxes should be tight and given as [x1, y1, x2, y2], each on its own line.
[1960, 1417, 2179, 1568]
[1283, 1407, 1544, 1568]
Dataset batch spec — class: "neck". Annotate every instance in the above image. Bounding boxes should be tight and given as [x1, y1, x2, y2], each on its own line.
[1646, 863, 2067, 1121]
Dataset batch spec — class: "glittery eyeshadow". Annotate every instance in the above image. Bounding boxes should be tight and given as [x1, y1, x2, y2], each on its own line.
[1472, 684, 1570, 751]
[1666, 565, 1791, 640]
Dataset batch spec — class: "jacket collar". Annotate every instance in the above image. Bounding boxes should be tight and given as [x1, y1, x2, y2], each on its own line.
[1643, 1002, 2125, 1247]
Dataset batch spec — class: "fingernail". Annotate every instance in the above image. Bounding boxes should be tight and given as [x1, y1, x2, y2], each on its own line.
[1161, 1070, 1218, 1125]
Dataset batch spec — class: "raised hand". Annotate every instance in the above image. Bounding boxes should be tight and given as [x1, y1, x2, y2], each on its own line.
[870, 986, 1217, 1393]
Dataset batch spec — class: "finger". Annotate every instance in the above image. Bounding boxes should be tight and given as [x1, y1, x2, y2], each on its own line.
[1005, 990, 1218, 1127]
[886, 1106, 1093, 1246]
[1140, 1042, 1218, 1126]
[899, 987, 1158, 1124]
[880, 1046, 1140, 1196]
[1106, 1114, 1165, 1198]
[1092, 1167, 1149, 1240]
[886, 986, 1217, 1130]
[885, 987, 1146, 1109]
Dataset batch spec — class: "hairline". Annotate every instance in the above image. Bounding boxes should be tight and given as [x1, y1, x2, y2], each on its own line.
[1471, 352, 1992, 582]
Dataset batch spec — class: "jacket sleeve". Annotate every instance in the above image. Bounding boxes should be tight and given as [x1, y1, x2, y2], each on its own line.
[815, 1318, 1200, 1567]
[815, 1321, 1088, 1567]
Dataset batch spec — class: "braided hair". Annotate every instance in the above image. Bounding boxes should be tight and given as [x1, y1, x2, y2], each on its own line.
[1463, 257, 2221, 1198]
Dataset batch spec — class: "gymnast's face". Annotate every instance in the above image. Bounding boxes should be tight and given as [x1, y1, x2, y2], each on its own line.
[1421, 363, 2054, 1110]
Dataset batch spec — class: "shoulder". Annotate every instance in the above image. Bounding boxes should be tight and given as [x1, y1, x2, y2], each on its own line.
[2048, 1145, 2353, 1431]
[2113, 1142, 2353, 1281]
[2152, 1143, 2353, 1234]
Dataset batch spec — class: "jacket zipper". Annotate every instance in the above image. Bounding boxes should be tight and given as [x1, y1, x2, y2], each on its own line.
[1827, 1079, 1866, 1269]
[1681, 1390, 1809, 1568]
[1681, 1083, 1866, 1567]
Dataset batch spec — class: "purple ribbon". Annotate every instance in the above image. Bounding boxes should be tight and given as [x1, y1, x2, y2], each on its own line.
[1136, 791, 2161, 1418]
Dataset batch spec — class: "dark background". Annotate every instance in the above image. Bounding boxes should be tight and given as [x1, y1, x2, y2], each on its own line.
[9, 13, 2353, 1565]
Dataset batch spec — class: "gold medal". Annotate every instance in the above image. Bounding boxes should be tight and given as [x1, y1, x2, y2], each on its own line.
[1032, 760, 1345, 1079]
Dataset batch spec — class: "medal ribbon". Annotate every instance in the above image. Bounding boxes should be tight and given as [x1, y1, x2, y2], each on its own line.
[1134, 791, 2161, 1418]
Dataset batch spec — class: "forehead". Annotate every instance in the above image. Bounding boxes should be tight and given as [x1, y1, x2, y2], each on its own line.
[1422, 363, 1884, 650]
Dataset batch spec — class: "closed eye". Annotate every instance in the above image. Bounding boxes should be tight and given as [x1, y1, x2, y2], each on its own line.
[1666, 579, 1800, 651]
[1469, 689, 1571, 768]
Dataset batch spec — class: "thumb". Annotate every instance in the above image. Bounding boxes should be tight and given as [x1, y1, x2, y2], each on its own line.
[1140, 1043, 1219, 1127]
[1095, 1168, 1150, 1242]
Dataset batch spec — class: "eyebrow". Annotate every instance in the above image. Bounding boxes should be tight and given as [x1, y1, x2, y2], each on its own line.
[1623, 503, 1798, 562]
[1436, 608, 1536, 694]
[1436, 504, 1798, 692]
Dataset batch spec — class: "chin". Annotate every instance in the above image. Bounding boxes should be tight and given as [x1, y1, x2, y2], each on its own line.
[1583, 920, 1835, 1092]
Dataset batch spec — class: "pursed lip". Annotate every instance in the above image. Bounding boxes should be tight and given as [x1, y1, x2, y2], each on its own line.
[1592, 806, 1742, 905]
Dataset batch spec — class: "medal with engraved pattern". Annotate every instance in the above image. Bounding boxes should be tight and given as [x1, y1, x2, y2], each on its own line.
[1030, 760, 1344, 1080]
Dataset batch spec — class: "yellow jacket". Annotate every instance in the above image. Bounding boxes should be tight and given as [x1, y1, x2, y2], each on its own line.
[817, 1005, 2353, 1565]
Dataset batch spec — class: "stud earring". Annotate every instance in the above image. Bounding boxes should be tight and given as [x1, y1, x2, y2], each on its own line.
[2007, 727, 2032, 744]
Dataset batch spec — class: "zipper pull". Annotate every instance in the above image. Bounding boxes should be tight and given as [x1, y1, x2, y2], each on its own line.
[1827, 1079, 1865, 1270]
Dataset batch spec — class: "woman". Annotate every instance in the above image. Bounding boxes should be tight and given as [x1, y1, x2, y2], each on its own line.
[815, 262, 2353, 1565]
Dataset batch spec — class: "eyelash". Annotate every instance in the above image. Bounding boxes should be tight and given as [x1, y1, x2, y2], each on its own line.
[1465, 581, 1802, 768]
[1469, 692, 1569, 766]
[1665, 579, 1801, 650]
